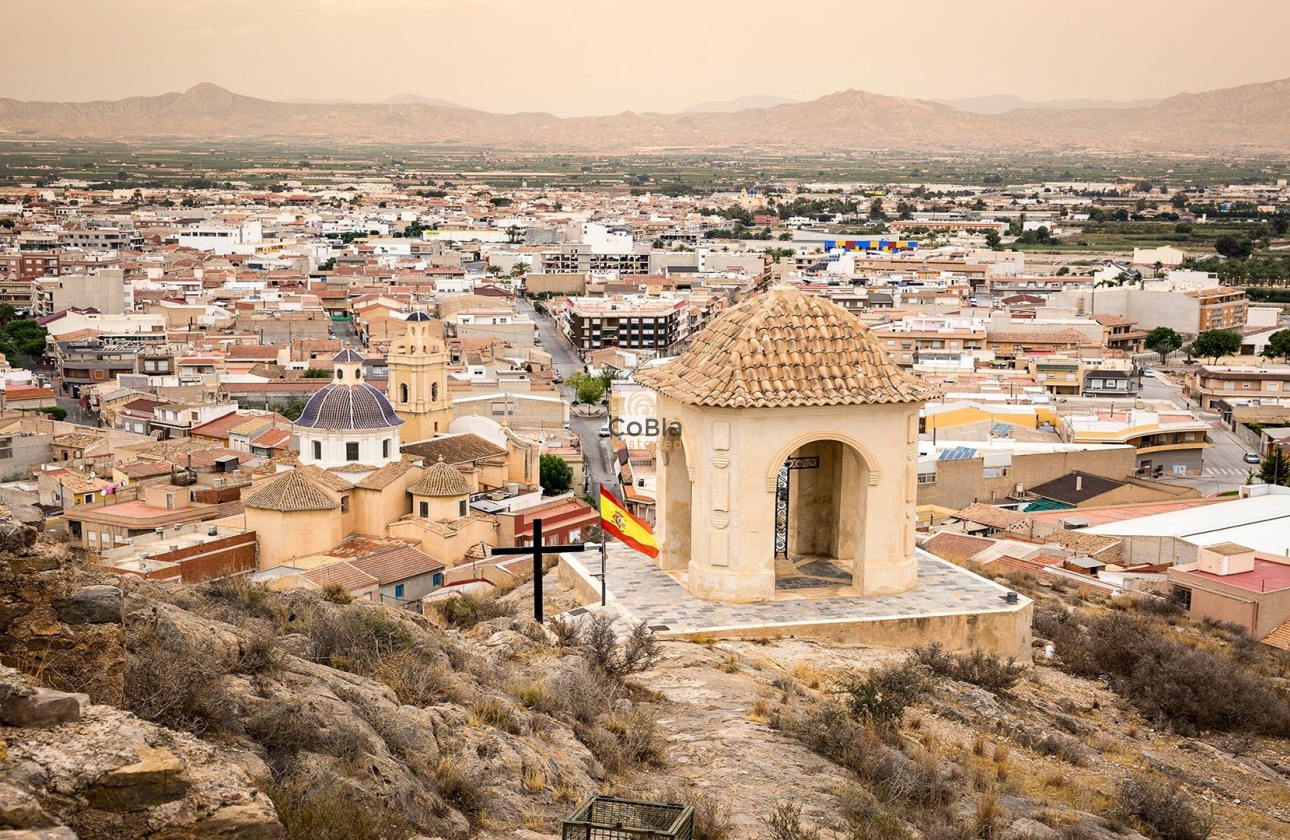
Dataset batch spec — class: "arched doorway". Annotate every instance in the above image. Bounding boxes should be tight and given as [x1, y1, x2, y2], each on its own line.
[659, 435, 692, 576]
[774, 438, 866, 591]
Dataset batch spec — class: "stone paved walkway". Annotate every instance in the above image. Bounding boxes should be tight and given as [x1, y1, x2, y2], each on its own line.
[561, 544, 1018, 635]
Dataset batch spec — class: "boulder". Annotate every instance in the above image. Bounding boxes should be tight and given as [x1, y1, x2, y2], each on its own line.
[85, 745, 188, 812]
[0, 687, 82, 728]
[54, 585, 123, 626]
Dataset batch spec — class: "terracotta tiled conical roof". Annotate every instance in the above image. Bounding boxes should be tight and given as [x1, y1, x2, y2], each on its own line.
[243, 469, 339, 512]
[408, 456, 471, 497]
[634, 287, 937, 408]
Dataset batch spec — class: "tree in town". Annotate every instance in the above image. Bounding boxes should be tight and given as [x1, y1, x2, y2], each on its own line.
[0, 318, 48, 365]
[868, 198, 886, 221]
[1171, 192, 1189, 210]
[984, 231, 1001, 250]
[302, 368, 333, 378]
[1261, 329, 1290, 363]
[574, 377, 605, 406]
[539, 454, 573, 495]
[0, 304, 15, 325]
[1214, 234, 1254, 260]
[1144, 327, 1183, 358]
[1190, 329, 1242, 364]
[1259, 449, 1290, 487]
[596, 365, 619, 394]
[39, 407, 67, 421]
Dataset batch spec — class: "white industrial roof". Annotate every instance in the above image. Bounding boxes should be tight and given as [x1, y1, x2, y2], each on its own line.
[1086, 493, 1290, 557]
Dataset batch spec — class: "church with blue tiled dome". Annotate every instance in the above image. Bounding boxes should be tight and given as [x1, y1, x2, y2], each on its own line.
[294, 349, 404, 469]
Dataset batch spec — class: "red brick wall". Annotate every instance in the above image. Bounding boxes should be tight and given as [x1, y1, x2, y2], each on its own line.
[148, 531, 257, 583]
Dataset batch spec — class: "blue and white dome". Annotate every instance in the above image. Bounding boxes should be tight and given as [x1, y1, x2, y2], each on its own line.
[295, 382, 403, 430]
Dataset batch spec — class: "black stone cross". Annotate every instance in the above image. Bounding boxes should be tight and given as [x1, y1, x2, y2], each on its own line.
[490, 517, 585, 623]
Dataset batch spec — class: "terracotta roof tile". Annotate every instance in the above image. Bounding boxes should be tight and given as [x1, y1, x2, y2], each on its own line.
[408, 457, 471, 497]
[634, 287, 936, 408]
[354, 459, 415, 490]
[242, 469, 339, 512]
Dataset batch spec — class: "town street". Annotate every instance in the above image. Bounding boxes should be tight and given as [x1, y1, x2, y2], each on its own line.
[519, 297, 617, 495]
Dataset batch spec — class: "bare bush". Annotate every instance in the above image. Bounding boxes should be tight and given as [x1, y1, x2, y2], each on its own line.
[432, 593, 516, 630]
[761, 803, 821, 840]
[125, 626, 236, 735]
[1116, 776, 1213, 840]
[265, 780, 414, 840]
[912, 643, 1024, 694]
[374, 648, 458, 706]
[434, 755, 485, 820]
[321, 583, 353, 604]
[578, 613, 659, 679]
[1042, 610, 1290, 736]
[308, 606, 416, 674]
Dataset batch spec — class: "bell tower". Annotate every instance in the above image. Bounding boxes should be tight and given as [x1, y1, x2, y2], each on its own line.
[387, 312, 452, 442]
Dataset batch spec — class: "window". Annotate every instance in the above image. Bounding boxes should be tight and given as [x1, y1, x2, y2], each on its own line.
[346, 442, 359, 461]
[313, 441, 322, 460]
[382, 439, 391, 459]
[419, 501, 429, 518]
[459, 500, 468, 517]
[431, 382, 439, 401]
[917, 472, 937, 484]
[394, 584, 404, 599]
[340, 495, 350, 513]
[335, 368, 344, 380]
[399, 383, 409, 403]
[432, 573, 443, 587]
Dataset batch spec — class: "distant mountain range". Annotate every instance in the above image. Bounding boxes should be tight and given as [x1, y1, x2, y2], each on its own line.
[933, 94, 1163, 115]
[682, 94, 798, 113]
[284, 93, 469, 109]
[3, 79, 1289, 153]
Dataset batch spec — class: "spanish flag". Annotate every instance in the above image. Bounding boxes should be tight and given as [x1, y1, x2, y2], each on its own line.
[599, 484, 659, 558]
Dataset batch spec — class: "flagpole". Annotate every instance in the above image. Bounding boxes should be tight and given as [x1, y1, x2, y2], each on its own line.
[597, 483, 612, 606]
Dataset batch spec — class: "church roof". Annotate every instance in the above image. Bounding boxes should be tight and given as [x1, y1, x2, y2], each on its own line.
[331, 349, 365, 363]
[634, 287, 936, 409]
[294, 382, 404, 430]
[402, 433, 506, 465]
[243, 469, 339, 512]
[408, 456, 471, 497]
[405, 311, 433, 321]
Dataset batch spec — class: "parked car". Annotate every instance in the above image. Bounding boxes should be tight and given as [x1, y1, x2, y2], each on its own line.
[1141, 368, 1155, 378]
[598, 423, 610, 438]
[1244, 452, 1262, 464]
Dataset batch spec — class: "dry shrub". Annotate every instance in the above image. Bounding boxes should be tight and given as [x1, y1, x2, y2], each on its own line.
[834, 660, 929, 728]
[1040, 609, 1290, 736]
[781, 704, 952, 810]
[373, 647, 458, 706]
[761, 802, 821, 840]
[434, 755, 484, 819]
[511, 677, 560, 713]
[549, 614, 582, 648]
[233, 629, 283, 676]
[578, 613, 659, 679]
[1116, 776, 1213, 840]
[321, 583, 353, 604]
[971, 791, 1007, 839]
[1034, 733, 1086, 765]
[912, 643, 1025, 694]
[198, 574, 275, 619]
[469, 695, 525, 735]
[666, 788, 734, 840]
[308, 606, 415, 674]
[264, 781, 414, 840]
[549, 660, 620, 724]
[124, 626, 236, 735]
[432, 592, 516, 630]
[835, 786, 913, 840]
[604, 705, 666, 767]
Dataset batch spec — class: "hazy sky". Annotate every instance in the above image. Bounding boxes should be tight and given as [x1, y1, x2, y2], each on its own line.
[6, 0, 1290, 116]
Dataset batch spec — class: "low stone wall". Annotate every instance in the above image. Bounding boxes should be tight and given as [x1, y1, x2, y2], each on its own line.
[675, 605, 1034, 662]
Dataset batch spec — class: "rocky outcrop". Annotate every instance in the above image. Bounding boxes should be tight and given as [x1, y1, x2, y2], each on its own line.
[0, 665, 282, 839]
[0, 508, 124, 705]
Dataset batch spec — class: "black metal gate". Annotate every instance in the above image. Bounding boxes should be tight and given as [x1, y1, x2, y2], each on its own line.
[774, 456, 819, 560]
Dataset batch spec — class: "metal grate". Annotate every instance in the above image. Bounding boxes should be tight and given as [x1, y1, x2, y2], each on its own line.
[563, 796, 694, 840]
